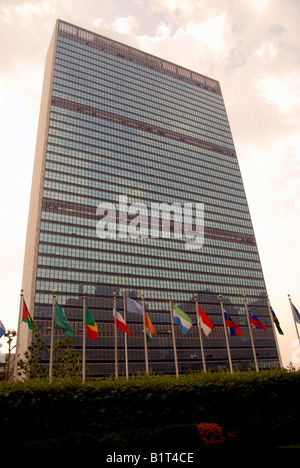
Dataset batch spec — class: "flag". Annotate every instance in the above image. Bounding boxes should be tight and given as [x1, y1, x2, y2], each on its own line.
[248, 310, 267, 330]
[126, 297, 143, 316]
[86, 306, 98, 341]
[0, 320, 6, 338]
[22, 300, 38, 335]
[224, 311, 242, 336]
[173, 304, 192, 335]
[145, 312, 156, 342]
[271, 306, 284, 335]
[55, 302, 74, 337]
[291, 302, 300, 324]
[197, 305, 215, 336]
[114, 307, 131, 337]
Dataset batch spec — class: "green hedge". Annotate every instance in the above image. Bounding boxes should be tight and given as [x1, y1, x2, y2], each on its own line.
[1, 369, 300, 450]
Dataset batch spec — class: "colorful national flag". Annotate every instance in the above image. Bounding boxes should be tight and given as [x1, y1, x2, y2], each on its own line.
[197, 306, 215, 336]
[224, 311, 242, 336]
[145, 312, 156, 342]
[86, 306, 98, 341]
[291, 302, 300, 324]
[55, 302, 74, 337]
[0, 320, 6, 338]
[126, 297, 143, 316]
[271, 306, 284, 335]
[173, 304, 192, 335]
[248, 311, 267, 330]
[114, 307, 131, 337]
[22, 300, 38, 335]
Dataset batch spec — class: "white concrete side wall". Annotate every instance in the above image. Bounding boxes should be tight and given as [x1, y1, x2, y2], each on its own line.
[15, 21, 59, 373]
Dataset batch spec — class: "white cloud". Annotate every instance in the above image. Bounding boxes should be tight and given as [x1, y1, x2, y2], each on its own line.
[136, 12, 229, 71]
[241, 0, 270, 11]
[14, 1, 51, 18]
[256, 41, 278, 59]
[0, 8, 10, 23]
[255, 73, 300, 115]
[112, 16, 139, 35]
[137, 21, 172, 48]
[174, 13, 229, 53]
[93, 18, 104, 28]
[156, 22, 172, 38]
[149, 0, 197, 15]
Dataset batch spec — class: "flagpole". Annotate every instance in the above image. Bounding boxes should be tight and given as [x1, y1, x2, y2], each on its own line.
[49, 289, 56, 382]
[219, 294, 233, 374]
[243, 294, 259, 372]
[82, 291, 86, 383]
[194, 294, 206, 373]
[142, 293, 149, 374]
[288, 294, 300, 341]
[169, 294, 179, 378]
[266, 294, 283, 368]
[123, 290, 129, 379]
[113, 292, 118, 379]
[14, 289, 24, 379]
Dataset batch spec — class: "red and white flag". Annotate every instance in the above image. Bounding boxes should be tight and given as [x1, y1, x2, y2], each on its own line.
[197, 305, 215, 337]
[114, 307, 131, 337]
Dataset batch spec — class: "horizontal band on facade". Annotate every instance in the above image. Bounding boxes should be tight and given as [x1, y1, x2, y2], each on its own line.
[41, 198, 255, 246]
[51, 96, 236, 158]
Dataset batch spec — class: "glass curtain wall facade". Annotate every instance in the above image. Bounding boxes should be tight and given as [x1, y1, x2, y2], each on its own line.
[18, 19, 280, 377]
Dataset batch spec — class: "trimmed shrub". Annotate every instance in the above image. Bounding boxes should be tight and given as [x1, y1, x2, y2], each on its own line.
[0, 369, 299, 449]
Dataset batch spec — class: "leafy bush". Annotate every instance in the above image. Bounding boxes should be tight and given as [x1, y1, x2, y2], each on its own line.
[197, 423, 225, 448]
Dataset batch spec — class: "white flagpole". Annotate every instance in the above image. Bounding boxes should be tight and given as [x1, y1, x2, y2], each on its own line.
[219, 294, 233, 374]
[243, 294, 259, 372]
[14, 289, 24, 379]
[141, 293, 149, 374]
[113, 292, 118, 378]
[82, 291, 86, 383]
[123, 290, 129, 379]
[194, 294, 206, 373]
[288, 294, 300, 341]
[49, 289, 56, 382]
[266, 294, 283, 368]
[169, 294, 179, 378]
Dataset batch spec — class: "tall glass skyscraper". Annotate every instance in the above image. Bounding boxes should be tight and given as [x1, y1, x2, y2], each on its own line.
[17, 19, 280, 377]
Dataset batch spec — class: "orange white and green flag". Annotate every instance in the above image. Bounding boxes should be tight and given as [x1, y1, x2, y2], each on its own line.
[86, 306, 98, 341]
[145, 312, 156, 342]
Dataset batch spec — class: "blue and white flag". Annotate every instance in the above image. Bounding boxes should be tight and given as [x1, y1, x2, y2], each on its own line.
[292, 302, 300, 324]
[0, 320, 6, 338]
[126, 297, 143, 316]
[173, 304, 192, 335]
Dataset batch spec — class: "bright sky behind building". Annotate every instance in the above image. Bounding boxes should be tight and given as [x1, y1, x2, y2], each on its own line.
[0, 0, 299, 367]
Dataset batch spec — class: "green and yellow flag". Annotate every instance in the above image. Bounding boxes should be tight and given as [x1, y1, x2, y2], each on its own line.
[86, 306, 98, 341]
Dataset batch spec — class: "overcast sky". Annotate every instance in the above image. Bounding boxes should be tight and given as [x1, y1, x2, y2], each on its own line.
[0, 0, 299, 367]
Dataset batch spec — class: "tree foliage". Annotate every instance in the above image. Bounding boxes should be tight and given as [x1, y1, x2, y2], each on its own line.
[17, 335, 48, 379]
[52, 337, 82, 378]
[16, 336, 83, 380]
[1, 330, 17, 381]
